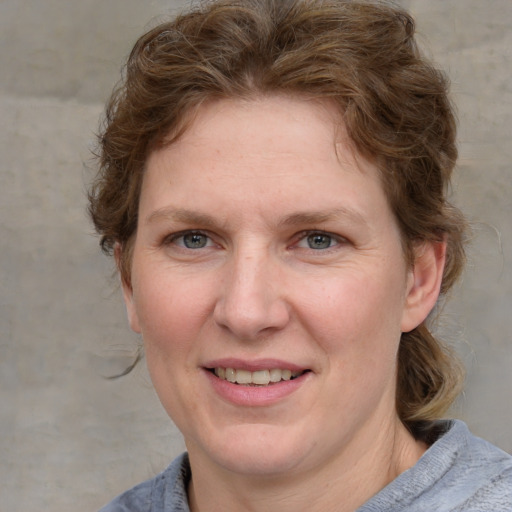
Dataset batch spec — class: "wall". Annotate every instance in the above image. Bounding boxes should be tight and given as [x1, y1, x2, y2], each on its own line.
[1, 1, 510, 510]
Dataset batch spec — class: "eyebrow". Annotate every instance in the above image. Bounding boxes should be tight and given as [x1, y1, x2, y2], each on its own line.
[145, 206, 368, 229]
[146, 208, 219, 227]
[278, 208, 368, 228]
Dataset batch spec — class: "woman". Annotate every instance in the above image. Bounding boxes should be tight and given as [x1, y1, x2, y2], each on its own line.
[89, 0, 512, 510]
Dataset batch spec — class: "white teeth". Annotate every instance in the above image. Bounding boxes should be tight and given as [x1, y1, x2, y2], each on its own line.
[235, 369, 252, 384]
[269, 368, 282, 383]
[225, 368, 236, 383]
[252, 370, 270, 385]
[214, 367, 303, 386]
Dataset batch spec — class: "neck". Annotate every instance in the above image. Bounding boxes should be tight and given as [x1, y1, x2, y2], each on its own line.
[187, 417, 426, 512]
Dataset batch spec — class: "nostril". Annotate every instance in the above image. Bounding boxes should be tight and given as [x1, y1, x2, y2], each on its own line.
[213, 286, 291, 337]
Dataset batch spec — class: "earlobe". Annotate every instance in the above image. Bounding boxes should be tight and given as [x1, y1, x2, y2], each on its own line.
[401, 240, 446, 333]
[114, 243, 142, 334]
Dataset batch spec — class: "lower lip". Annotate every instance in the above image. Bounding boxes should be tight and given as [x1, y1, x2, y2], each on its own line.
[204, 369, 309, 407]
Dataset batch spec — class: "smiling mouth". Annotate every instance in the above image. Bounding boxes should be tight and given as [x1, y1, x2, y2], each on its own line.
[210, 367, 307, 386]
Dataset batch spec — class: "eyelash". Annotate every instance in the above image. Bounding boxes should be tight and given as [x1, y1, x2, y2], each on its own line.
[163, 229, 347, 252]
[292, 230, 346, 251]
[163, 230, 214, 249]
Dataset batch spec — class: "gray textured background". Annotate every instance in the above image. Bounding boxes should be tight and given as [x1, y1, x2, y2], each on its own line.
[1, 1, 511, 511]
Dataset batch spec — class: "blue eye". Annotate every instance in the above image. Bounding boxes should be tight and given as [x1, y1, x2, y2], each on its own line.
[307, 233, 334, 249]
[296, 232, 340, 250]
[166, 231, 213, 249]
[181, 232, 209, 249]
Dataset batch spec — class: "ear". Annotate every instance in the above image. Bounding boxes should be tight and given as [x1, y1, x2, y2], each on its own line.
[401, 240, 446, 333]
[114, 243, 142, 334]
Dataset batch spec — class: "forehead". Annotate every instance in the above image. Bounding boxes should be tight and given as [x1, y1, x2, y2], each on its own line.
[141, 95, 390, 227]
[150, 95, 375, 179]
[165, 95, 342, 153]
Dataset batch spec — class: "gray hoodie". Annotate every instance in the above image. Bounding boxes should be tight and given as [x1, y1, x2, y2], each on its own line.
[100, 420, 512, 511]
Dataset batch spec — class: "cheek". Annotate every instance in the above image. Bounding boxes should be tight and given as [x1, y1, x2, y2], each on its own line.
[304, 272, 405, 410]
[132, 268, 216, 358]
[297, 269, 405, 362]
[131, 270, 217, 418]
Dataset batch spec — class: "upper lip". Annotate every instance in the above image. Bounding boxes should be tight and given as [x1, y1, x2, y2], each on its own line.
[203, 358, 308, 372]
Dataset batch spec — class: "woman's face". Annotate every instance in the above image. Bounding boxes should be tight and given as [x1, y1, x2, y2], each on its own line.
[123, 96, 435, 477]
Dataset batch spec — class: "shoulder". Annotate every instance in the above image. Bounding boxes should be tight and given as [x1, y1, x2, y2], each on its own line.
[446, 421, 512, 511]
[98, 453, 191, 512]
[359, 420, 512, 512]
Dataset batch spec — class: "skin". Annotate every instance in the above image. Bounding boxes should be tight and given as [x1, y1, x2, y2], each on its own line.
[121, 96, 446, 512]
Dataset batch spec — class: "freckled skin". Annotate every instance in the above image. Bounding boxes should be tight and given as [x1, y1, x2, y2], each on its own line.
[122, 96, 444, 511]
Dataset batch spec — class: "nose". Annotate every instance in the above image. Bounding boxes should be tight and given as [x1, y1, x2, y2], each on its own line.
[213, 250, 290, 340]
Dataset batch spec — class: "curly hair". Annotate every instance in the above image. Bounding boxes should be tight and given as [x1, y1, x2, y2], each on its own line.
[89, 0, 467, 434]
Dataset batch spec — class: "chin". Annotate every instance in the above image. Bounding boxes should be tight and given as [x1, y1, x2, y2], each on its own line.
[188, 423, 312, 477]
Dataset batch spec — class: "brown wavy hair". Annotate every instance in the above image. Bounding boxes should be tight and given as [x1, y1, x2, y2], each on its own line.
[89, 0, 467, 434]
